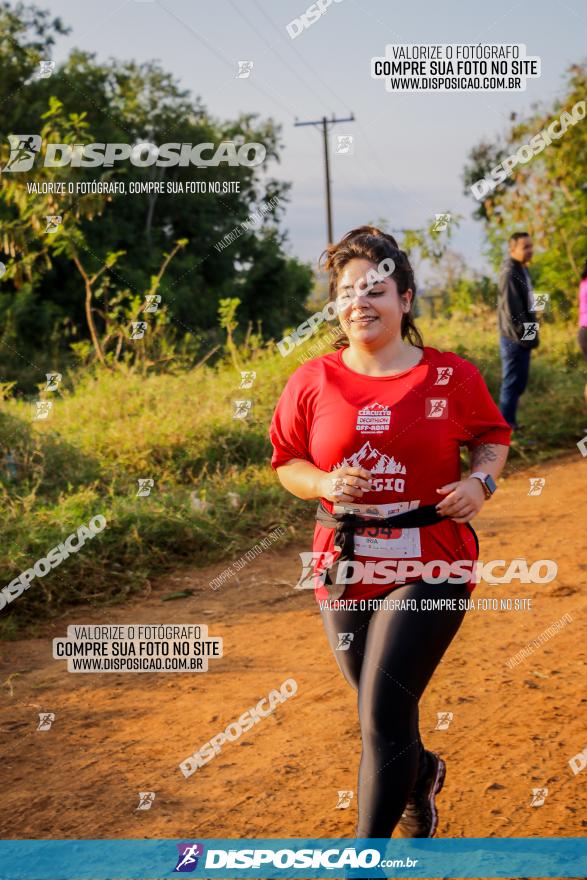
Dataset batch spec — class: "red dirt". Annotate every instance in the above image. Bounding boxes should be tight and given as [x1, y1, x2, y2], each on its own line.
[1, 454, 585, 860]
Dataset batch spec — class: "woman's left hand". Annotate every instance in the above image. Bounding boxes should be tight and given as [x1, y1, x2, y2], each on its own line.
[435, 477, 486, 523]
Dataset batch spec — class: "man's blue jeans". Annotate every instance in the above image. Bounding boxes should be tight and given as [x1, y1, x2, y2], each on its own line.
[499, 336, 531, 428]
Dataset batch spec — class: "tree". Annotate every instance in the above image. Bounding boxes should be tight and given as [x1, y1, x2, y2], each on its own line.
[463, 61, 587, 318]
[0, 2, 312, 384]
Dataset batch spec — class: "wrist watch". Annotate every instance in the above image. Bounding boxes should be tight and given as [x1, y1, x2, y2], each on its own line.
[469, 472, 497, 499]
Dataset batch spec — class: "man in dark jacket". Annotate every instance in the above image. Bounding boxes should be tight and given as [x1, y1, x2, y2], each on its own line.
[497, 232, 539, 429]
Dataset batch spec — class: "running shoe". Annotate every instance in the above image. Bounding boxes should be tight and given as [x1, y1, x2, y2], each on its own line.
[397, 750, 446, 838]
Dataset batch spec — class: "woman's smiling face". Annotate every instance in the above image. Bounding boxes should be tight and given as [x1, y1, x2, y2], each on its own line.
[335, 258, 412, 344]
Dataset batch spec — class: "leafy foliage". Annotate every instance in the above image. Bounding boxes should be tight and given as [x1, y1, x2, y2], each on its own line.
[0, 2, 312, 388]
[463, 61, 587, 319]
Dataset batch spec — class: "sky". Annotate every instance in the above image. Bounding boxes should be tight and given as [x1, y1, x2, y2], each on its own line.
[43, 0, 587, 279]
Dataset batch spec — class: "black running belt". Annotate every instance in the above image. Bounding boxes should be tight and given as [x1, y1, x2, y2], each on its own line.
[315, 500, 446, 565]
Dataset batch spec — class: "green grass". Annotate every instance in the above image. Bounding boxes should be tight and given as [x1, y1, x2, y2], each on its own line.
[1, 310, 585, 634]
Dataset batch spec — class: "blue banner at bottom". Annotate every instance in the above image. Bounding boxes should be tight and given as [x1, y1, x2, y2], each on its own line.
[0, 838, 585, 879]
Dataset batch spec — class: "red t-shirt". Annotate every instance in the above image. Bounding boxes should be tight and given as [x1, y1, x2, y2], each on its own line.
[269, 346, 511, 602]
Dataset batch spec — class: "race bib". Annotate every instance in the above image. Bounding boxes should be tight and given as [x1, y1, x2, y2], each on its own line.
[332, 500, 422, 559]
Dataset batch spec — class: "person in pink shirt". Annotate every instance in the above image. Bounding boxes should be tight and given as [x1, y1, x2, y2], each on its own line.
[579, 260, 587, 403]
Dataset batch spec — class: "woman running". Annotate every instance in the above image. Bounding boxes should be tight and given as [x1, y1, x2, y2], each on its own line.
[578, 259, 587, 404]
[269, 226, 511, 839]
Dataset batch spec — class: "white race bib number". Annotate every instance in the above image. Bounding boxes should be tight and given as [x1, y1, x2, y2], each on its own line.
[332, 500, 422, 559]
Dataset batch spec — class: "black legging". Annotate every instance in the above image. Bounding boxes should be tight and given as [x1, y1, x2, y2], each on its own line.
[320, 579, 469, 837]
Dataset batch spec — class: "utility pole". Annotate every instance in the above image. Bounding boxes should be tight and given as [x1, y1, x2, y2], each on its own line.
[294, 113, 354, 244]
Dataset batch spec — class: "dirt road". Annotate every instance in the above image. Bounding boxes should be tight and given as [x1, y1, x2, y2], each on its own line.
[1, 454, 585, 845]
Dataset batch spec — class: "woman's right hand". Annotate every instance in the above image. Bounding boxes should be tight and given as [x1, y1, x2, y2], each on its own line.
[318, 466, 373, 504]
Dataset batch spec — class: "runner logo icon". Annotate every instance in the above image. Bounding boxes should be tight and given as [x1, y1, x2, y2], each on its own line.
[426, 398, 448, 419]
[37, 60, 55, 79]
[2, 134, 41, 172]
[45, 372, 62, 391]
[435, 711, 454, 730]
[233, 399, 252, 419]
[45, 215, 62, 234]
[136, 791, 156, 811]
[432, 212, 451, 232]
[130, 321, 148, 339]
[296, 551, 335, 589]
[434, 367, 453, 385]
[528, 477, 546, 496]
[335, 135, 354, 155]
[174, 843, 204, 872]
[37, 712, 55, 731]
[530, 293, 549, 312]
[336, 789, 354, 808]
[530, 787, 548, 807]
[235, 60, 254, 78]
[143, 294, 161, 313]
[33, 400, 53, 421]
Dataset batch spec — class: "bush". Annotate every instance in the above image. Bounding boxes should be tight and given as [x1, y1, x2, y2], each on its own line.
[1, 310, 584, 633]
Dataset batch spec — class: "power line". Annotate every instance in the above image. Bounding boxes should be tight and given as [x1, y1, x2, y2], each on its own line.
[294, 114, 355, 244]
